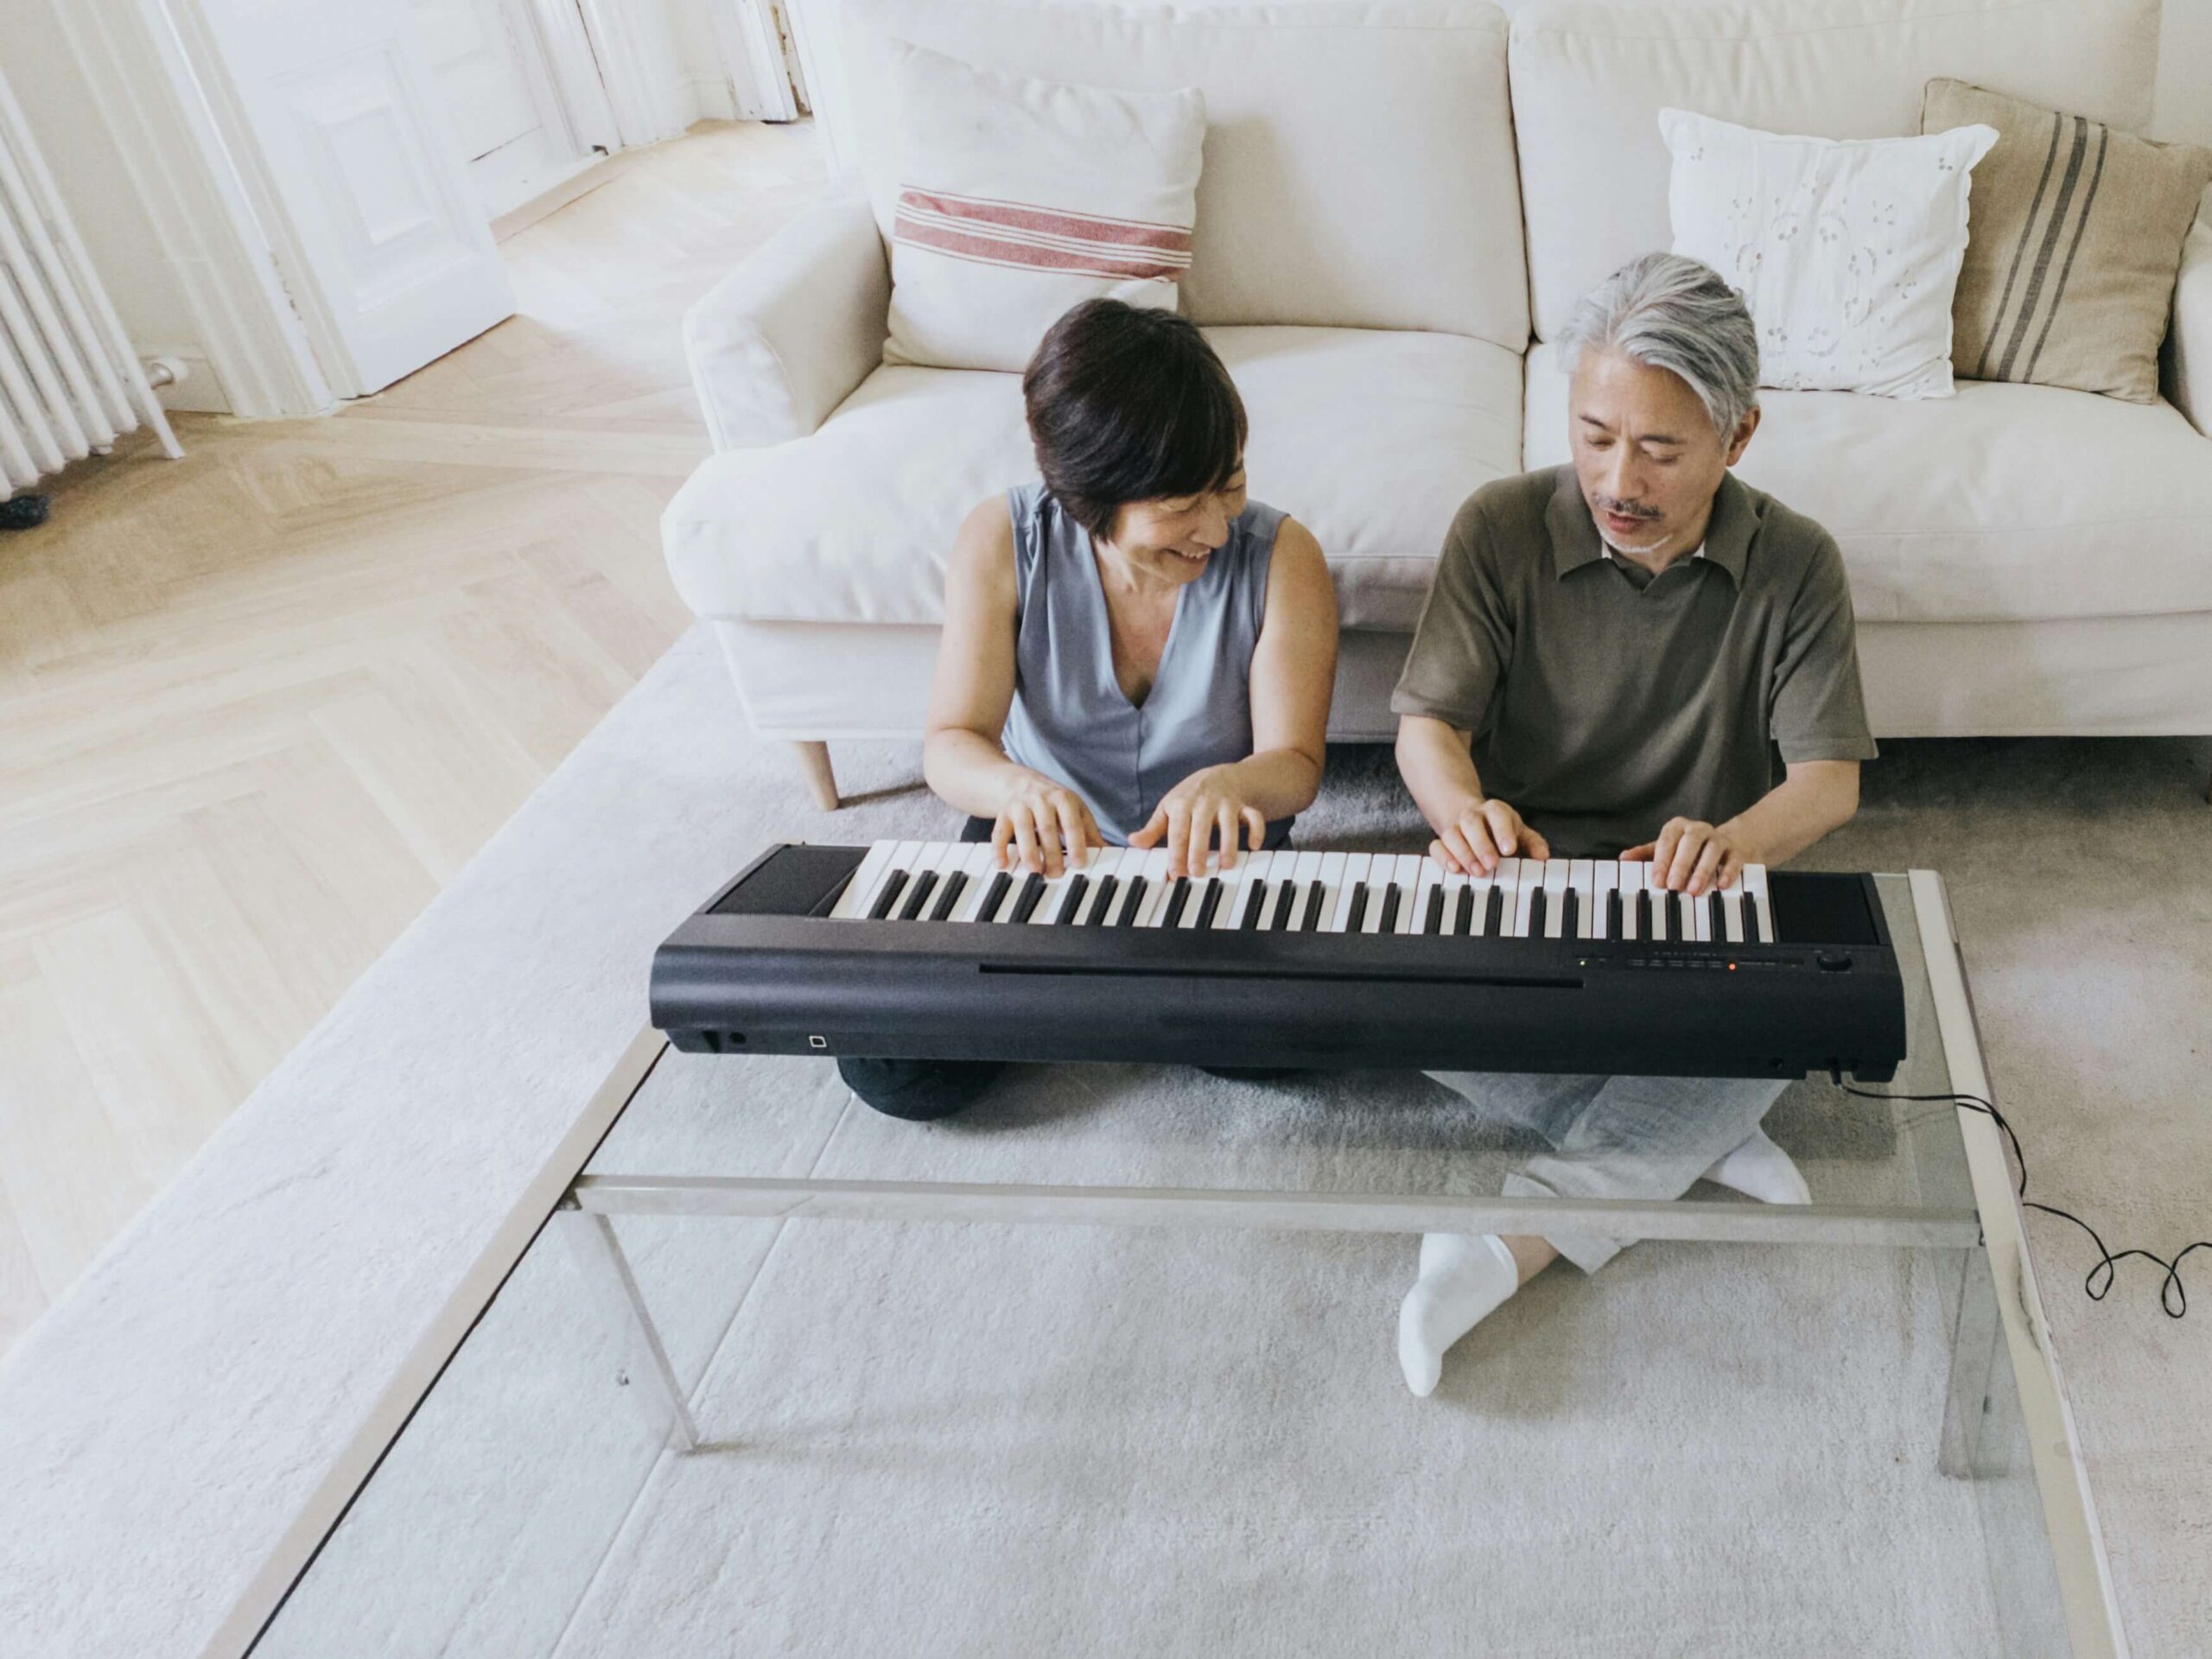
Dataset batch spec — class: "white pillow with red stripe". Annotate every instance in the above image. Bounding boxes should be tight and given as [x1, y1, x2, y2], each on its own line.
[883, 39, 1205, 372]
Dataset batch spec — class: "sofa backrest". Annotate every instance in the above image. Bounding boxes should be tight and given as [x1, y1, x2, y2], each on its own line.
[1510, 0, 2164, 341]
[817, 0, 1529, 351]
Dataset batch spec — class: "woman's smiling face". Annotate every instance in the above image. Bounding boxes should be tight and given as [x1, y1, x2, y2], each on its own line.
[1099, 465, 1249, 586]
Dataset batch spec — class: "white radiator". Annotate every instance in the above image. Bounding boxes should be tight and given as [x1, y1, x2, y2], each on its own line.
[0, 61, 181, 494]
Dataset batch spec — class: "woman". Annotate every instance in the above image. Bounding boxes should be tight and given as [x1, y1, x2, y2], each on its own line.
[841, 298, 1338, 1120]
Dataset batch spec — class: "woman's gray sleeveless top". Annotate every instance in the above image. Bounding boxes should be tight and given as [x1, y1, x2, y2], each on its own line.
[1000, 481, 1283, 845]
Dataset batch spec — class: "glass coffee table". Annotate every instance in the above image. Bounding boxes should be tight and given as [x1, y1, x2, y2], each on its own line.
[248, 871, 2119, 1657]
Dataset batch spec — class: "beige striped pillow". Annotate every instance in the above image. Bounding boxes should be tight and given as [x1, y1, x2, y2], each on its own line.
[1925, 79, 2212, 403]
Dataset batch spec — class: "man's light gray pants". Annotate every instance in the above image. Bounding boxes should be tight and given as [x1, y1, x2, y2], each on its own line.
[1426, 1071, 1790, 1273]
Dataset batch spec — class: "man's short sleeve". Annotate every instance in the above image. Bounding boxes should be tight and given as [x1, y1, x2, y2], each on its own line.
[1770, 531, 1878, 764]
[1390, 496, 1512, 730]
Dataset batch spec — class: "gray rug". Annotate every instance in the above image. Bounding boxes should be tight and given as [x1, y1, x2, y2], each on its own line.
[249, 632, 2212, 1657]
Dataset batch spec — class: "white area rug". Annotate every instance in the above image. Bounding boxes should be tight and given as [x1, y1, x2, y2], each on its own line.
[245, 632, 2209, 1658]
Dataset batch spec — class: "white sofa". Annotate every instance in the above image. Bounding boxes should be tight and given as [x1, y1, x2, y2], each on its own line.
[661, 0, 2212, 809]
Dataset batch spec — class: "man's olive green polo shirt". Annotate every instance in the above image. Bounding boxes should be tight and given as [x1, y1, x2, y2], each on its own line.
[1391, 465, 1877, 858]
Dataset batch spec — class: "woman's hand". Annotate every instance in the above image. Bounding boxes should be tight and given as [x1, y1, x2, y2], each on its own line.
[991, 775, 1100, 876]
[1620, 817, 1756, 895]
[1429, 796, 1550, 875]
[1128, 766, 1268, 876]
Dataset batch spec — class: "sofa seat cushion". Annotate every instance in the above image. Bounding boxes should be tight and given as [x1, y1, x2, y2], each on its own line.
[1523, 341, 2212, 624]
[664, 325, 1523, 633]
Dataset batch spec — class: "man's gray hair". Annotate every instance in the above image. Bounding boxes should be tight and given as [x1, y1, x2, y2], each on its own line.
[1557, 253, 1760, 439]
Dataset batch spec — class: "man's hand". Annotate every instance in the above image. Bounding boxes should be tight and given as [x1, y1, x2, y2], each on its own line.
[1621, 817, 1755, 895]
[1128, 765, 1268, 877]
[992, 775, 1100, 876]
[1430, 797, 1551, 875]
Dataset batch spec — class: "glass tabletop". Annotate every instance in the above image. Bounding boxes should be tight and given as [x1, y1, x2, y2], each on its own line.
[247, 874, 2088, 1658]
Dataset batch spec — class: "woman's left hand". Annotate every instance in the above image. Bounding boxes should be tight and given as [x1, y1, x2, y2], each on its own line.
[1128, 766, 1268, 877]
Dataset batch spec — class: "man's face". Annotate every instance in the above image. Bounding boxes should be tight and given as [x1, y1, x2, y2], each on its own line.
[1567, 346, 1757, 563]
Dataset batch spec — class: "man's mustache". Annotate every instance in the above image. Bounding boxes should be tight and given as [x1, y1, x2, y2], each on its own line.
[1593, 496, 1662, 521]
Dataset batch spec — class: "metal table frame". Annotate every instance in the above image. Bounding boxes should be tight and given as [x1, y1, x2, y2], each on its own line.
[558, 869, 2126, 1658]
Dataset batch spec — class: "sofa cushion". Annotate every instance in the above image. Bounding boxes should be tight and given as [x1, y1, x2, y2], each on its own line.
[664, 325, 1523, 633]
[1510, 0, 2161, 342]
[1522, 341, 2212, 624]
[823, 0, 1528, 350]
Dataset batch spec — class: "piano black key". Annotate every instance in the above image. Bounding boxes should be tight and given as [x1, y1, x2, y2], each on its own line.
[1643, 889, 1662, 937]
[1008, 872, 1047, 923]
[1239, 880, 1268, 929]
[896, 870, 939, 921]
[1083, 874, 1117, 925]
[1194, 878, 1224, 928]
[1478, 885, 1497, 934]
[868, 869, 910, 921]
[1527, 888, 1547, 937]
[1344, 882, 1369, 932]
[976, 869, 1012, 924]
[1423, 885, 1445, 934]
[929, 870, 967, 921]
[1115, 876, 1147, 926]
[1708, 891, 1726, 941]
[1052, 874, 1089, 924]
[1378, 884, 1402, 932]
[1560, 887, 1578, 938]
[1605, 889, 1622, 939]
[1161, 876, 1192, 927]
[1300, 881, 1326, 931]
[1272, 880, 1299, 930]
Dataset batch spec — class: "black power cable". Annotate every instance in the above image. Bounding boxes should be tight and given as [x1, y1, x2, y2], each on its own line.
[1838, 1082, 2210, 1318]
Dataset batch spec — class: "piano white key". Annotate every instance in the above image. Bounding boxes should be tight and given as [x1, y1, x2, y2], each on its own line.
[1030, 860, 1085, 924]
[1719, 879, 1745, 944]
[1236, 851, 1281, 928]
[1592, 861, 1619, 940]
[1439, 867, 1471, 936]
[1330, 854, 1371, 932]
[1503, 857, 1536, 938]
[1275, 850, 1325, 931]
[1567, 859, 1595, 940]
[1130, 850, 1176, 925]
[1541, 860, 1570, 939]
[1214, 850, 1262, 930]
[1645, 870, 1669, 942]
[1414, 857, 1446, 935]
[948, 845, 1001, 921]
[868, 839, 927, 919]
[1742, 864, 1773, 943]
[1071, 848, 1123, 923]
[1390, 854, 1424, 933]
[1689, 884, 1713, 944]
[1356, 855, 1389, 934]
[830, 841, 898, 919]
[1617, 861, 1643, 941]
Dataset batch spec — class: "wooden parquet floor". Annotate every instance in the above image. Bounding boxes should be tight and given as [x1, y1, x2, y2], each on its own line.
[0, 121, 836, 1355]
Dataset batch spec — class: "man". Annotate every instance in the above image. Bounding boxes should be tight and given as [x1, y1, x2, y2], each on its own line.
[1389, 252, 1877, 1396]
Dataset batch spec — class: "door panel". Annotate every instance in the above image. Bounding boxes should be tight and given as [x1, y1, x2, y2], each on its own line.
[199, 0, 516, 396]
[410, 1, 541, 162]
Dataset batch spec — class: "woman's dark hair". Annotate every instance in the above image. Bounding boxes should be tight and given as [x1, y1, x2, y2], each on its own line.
[1021, 299, 1248, 541]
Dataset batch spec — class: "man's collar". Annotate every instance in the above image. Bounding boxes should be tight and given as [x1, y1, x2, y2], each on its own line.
[1545, 465, 1752, 585]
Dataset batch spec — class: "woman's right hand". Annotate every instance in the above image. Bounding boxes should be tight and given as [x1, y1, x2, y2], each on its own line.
[991, 775, 1100, 876]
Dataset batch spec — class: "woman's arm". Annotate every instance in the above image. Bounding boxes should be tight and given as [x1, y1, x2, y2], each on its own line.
[1129, 517, 1338, 872]
[923, 498, 1102, 873]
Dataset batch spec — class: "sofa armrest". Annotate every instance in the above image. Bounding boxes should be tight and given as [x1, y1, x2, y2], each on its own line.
[683, 188, 890, 451]
[2164, 203, 2212, 435]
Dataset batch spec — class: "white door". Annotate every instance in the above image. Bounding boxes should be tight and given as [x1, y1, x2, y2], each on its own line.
[410, 0, 593, 217]
[192, 0, 517, 397]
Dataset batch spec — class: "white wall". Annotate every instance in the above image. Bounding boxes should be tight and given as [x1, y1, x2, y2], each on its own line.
[8, 3, 233, 411]
[2152, 0, 2212, 145]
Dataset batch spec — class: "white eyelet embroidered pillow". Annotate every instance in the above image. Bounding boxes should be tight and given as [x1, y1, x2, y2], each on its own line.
[1660, 109, 1998, 398]
[884, 40, 1205, 372]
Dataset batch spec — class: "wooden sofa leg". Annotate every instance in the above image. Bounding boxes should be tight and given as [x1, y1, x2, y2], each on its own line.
[793, 741, 839, 811]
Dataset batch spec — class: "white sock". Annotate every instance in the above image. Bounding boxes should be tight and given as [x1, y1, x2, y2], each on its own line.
[1397, 1232, 1520, 1397]
[1701, 1126, 1812, 1206]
